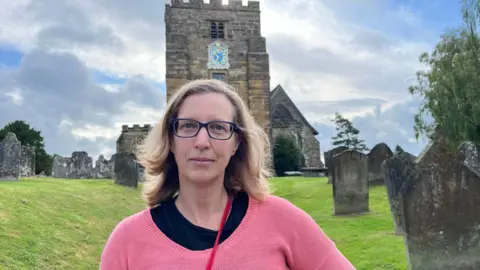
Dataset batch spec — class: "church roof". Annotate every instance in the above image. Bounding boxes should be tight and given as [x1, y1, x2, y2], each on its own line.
[270, 85, 319, 135]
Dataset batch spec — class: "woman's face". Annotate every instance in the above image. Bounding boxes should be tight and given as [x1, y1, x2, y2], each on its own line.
[171, 92, 240, 185]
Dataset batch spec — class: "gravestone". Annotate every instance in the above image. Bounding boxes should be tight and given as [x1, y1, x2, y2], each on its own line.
[325, 146, 348, 184]
[0, 132, 22, 181]
[114, 152, 139, 188]
[367, 142, 393, 185]
[381, 151, 416, 235]
[400, 139, 480, 269]
[332, 149, 369, 215]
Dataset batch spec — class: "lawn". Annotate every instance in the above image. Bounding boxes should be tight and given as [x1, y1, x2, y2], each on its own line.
[0, 177, 407, 270]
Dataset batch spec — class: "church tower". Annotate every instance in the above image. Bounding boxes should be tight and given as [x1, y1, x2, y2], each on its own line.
[164, 0, 271, 137]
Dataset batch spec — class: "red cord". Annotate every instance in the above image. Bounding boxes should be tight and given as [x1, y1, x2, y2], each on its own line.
[205, 198, 233, 270]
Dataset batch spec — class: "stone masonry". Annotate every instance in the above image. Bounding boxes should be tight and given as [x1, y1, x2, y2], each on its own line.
[164, 0, 271, 138]
[0, 132, 36, 180]
[270, 85, 322, 168]
[116, 0, 324, 170]
[116, 124, 152, 156]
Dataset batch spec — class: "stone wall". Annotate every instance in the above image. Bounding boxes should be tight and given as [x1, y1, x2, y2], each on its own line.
[20, 145, 36, 177]
[164, 0, 270, 137]
[0, 132, 36, 180]
[51, 151, 94, 179]
[270, 85, 322, 169]
[51, 152, 122, 180]
[0, 132, 22, 180]
[116, 124, 152, 155]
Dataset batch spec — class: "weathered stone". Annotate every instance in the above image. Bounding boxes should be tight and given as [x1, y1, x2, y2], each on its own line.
[400, 139, 480, 269]
[118, 1, 324, 172]
[164, 0, 270, 138]
[51, 151, 93, 179]
[324, 146, 348, 184]
[0, 132, 21, 181]
[270, 85, 322, 169]
[20, 145, 35, 177]
[381, 151, 416, 235]
[114, 152, 139, 188]
[332, 149, 369, 215]
[93, 154, 115, 179]
[116, 125, 151, 155]
[367, 142, 393, 185]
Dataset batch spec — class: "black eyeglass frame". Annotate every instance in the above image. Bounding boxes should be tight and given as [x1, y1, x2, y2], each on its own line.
[170, 118, 241, 140]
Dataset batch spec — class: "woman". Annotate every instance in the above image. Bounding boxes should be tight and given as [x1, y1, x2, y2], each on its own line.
[100, 79, 355, 269]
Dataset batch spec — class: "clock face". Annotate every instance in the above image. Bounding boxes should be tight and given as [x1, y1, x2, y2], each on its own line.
[212, 48, 226, 65]
[208, 42, 229, 69]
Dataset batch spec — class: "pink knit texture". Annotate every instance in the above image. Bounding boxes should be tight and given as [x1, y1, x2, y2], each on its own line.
[100, 195, 356, 269]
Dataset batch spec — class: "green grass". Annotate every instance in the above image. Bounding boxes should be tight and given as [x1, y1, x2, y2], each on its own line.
[0, 177, 407, 269]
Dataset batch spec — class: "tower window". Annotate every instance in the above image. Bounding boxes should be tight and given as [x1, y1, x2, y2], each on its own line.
[212, 72, 226, 81]
[210, 22, 225, 39]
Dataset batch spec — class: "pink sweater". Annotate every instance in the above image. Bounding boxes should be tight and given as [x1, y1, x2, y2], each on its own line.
[100, 195, 355, 269]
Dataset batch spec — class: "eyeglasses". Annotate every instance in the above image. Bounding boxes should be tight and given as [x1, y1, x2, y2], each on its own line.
[170, 118, 240, 140]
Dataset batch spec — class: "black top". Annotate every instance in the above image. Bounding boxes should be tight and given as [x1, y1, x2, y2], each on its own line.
[150, 191, 249, 251]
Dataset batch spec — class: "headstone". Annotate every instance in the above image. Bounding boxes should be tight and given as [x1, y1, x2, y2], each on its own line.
[0, 132, 22, 181]
[325, 146, 348, 183]
[400, 139, 480, 269]
[381, 151, 416, 235]
[367, 142, 393, 185]
[114, 152, 139, 188]
[332, 149, 369, 215]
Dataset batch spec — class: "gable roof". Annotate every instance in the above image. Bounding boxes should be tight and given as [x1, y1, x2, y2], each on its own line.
[270, 84, 319, 135]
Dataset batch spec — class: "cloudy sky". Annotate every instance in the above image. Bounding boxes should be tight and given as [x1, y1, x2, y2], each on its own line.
[0, 0, 463, 162]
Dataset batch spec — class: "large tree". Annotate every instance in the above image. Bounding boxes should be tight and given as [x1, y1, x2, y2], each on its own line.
[331, 112, 369, 152]
[408, 0, 480, 147]
[0, 120, 53, 175]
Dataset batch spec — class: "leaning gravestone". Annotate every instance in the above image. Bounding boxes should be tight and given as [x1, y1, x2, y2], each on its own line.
[381, 151, 416, 235]
[0, 132, 22, 181]
[332, 149, 369, 215]
[400, 139, 480, 269]
[114, 152, 139, 188]
[325, 146, 348, 184]
[367, 142, 393, 185]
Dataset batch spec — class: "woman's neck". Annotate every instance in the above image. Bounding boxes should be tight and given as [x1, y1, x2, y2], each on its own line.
[175, 179, 230, 230]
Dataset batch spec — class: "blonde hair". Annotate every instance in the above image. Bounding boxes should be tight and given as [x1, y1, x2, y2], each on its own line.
[136, 79, 273, 207]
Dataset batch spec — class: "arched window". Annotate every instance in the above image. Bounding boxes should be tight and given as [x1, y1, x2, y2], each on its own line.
[210, 22, 225, 39]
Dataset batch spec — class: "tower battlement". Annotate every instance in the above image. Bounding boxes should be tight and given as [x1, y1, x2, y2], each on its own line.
[167, 0, 260, 12]
[121, 124, 153, 133]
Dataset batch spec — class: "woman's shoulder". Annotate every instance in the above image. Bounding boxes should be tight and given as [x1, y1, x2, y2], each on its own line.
[254, 194, 317, 225]
[107, 208, 151, 239]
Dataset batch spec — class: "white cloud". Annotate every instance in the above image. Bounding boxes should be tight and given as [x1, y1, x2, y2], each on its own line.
[0, 0, 437, 158]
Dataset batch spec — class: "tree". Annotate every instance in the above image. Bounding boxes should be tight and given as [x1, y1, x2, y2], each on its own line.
[331, 113, 369, 152]
[408, 0, 480, 148]
[0, 120, 53, 175]
[273, 134, 302, 176]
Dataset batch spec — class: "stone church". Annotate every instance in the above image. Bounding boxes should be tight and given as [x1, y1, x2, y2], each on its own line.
[116, 0, 323, 171]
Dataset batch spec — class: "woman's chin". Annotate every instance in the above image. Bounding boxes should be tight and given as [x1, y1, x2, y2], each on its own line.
[185, 171, 221, 185]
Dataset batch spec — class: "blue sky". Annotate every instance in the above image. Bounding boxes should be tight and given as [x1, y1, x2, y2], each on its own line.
[0, 0, 465, 161]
